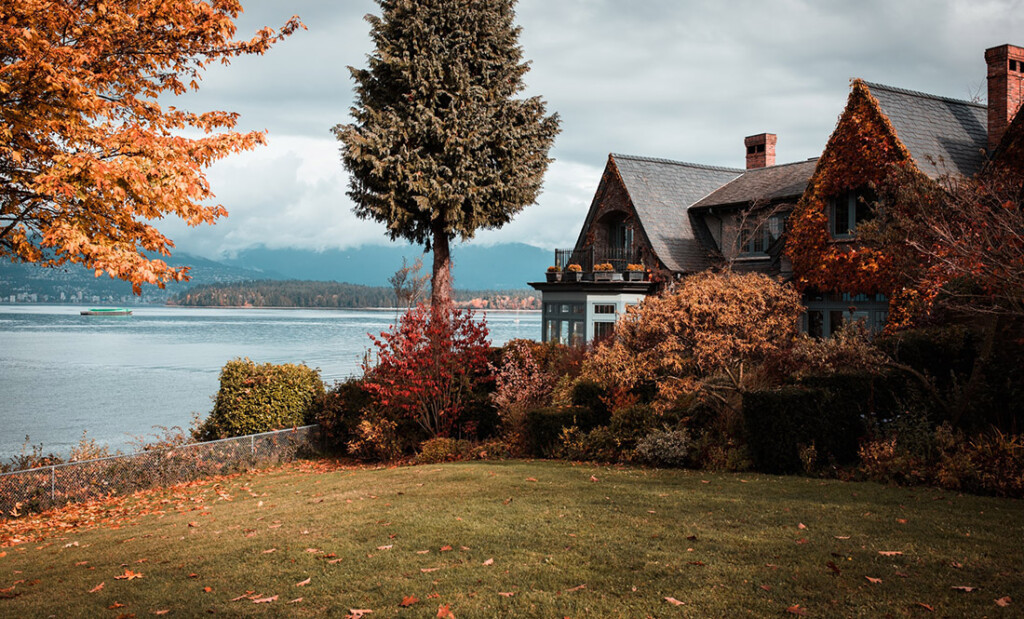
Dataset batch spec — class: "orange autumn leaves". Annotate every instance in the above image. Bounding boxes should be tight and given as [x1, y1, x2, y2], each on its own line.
[0, 1, 302, 292]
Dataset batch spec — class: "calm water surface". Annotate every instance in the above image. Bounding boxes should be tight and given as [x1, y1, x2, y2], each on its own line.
[0, 304, 540, 458]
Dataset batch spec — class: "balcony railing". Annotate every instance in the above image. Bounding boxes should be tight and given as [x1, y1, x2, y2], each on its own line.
[554, 247, 638, 272]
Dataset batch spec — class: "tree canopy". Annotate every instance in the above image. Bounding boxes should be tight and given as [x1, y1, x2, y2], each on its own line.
[0, 0, 301, 293]
[334, 0, 560, 306]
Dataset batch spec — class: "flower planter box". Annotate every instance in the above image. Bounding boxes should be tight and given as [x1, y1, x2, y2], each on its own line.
[625, 271, 644, 282]
[593, 271, 622, 282]
[564, 271, 582, 282]
[546, 272, 560, 283]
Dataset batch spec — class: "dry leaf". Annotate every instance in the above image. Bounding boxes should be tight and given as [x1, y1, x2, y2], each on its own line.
[421, 568, 439, 573]
[262, 548, 276, 554]
[896, 518, 908, 524]
[796, 538, 809, 545]
[590, 475, 599, 482]
[498, 592, 515, 597]
[951, 586, 977, 592]
[399, 596, 419, 607]
[786, 604, 808, 616]
[115, 569, 143, 580]
[203, 586, 212, 593]
[482, 558, 494, 566]
[995, 596, 1012, 607]
[109, 602, 126, 609]
[916, 602, 934, 611]
[296, 578, 311, 587]
[328, 558, 343, 564]
[866, 576, 882, 584]
[305, 548, 320, 554]
[565, 584, 586, 592]
[760, 585, 772, 592]
[437, 604, 455, 618]
[416, 550, 430, 555]
[154, 610, 169, 615]
[878, 551, 903, 557]
[664, 597, 685, 606]
[377, 545, 393, 551]
[88, 582, 105, 593]
[525, 477, 538, 482]
[289, 598, 303, 604]
[253, 595, 278, 603]
[834, 535, 851, 540]
[348, 610, 373, 618]
[950, 561, 963, 568]
[440, 545, 452, 552]
[797, 523, 807, 530]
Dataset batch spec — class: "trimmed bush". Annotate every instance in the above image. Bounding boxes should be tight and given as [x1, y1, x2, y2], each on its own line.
[743, 374, 879, 474]
[313, 378, 374, 452]
[525, 406, 594, 457]
[417, 437, 474, 463]
[194, 358, 324, 441]
[634, 429, 691, 468]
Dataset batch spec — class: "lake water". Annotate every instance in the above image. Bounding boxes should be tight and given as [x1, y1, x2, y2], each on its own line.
[0, 304, 540, 459]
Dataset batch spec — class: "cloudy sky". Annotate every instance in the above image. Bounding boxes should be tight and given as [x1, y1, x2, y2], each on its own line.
[160, 0, 1024, 259]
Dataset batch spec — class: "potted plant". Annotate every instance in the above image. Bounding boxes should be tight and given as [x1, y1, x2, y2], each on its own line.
[565, 263, 583, 282]
[546, 265, 561, 282]
[593, 262, 618, 282]
[625, 263, 646, 281]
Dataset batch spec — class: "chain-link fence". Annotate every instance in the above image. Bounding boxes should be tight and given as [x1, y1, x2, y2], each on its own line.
[0, 425, 318, 515]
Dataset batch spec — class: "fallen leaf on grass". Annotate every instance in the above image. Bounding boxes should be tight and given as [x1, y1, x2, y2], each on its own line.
[866, 576, 882, 584]
[154, 610, 169, 615]
[230, 592, 256, 602]
[498, 592, 515, 597]
[525, 477, 538, 482]
[89, 582, 105, 593]
[328, 558, 343, 564]
[203, 586, 212, 593]
[916, 602, 934, 611]
[115, 569, 143, 580]
[348, 609, 373, 618]
[416, 550, 430, 555]
[759, 585, 772, 592]
[421, 568, 440, 573]
[834, 535, 850, 540]
[377, 545, 393, 551]
[399, 596, 419, 607]
[951, 586, 977, 592]
[108, 602, 126, 609]
[253, 595, 278, 603]
[295, 578, 311, 587]
[797, 523, 807, 530]
[187, 573, 198, 579]
[687, 561, 706, 566]
[590, 475, 599, 482]
[950, 561, 963, 569]
[565, 584, 586, 592]
[440, 545, 452, 552]
[262, 548, 276, 554]
[436, 604, 455, 618]
[482, 558, 494, 566]
[878, 551, 903, 557]
[785, 604, 808, 616]
[289, 598, 303, 604]
[796, 538, 809, 545]
[995, 596, 1012, 607]
[305, 548, 320, 554]
[664, 597, 685, 606]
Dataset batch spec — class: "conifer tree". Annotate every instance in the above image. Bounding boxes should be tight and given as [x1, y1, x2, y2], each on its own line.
[334, 0, 560, 307]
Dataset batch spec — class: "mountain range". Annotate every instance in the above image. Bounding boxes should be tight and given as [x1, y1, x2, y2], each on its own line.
[0, 243, 553, 304]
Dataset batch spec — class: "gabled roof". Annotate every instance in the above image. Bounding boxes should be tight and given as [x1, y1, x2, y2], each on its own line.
[865, 81, 988, 179]
[691, 158, 818, 209]
[609, 154, 742, 272]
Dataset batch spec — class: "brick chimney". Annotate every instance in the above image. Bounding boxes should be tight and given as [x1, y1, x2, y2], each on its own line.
[744, 133, 776, 169]
[986, 44, 1024, 152]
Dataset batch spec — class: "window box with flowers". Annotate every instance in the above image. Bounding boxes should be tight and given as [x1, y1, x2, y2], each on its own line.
[593, 262, 620, 282]
[546, 266, 561, 282]
[564, 263, 583, 282]
[625, 264, 646, 281]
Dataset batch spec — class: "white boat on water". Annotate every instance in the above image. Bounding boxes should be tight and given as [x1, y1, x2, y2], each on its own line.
[80, 308, 132, 316]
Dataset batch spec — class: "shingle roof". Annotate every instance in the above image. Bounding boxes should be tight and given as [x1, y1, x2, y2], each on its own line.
[608, 154, 742, 272]
[865, 82, 989, 178]
[691, 158, 818, 209]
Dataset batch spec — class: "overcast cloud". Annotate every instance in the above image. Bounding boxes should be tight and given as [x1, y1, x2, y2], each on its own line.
[157, 0, 1024, 259]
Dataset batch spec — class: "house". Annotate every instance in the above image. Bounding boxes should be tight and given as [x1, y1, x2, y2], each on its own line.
[530, 43, 1023, 343]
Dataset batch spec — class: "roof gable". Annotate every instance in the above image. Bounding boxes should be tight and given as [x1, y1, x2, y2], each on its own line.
[610, 154, 741, 272]
[692, 158, 818, 209]
[865, 82, 988, 178]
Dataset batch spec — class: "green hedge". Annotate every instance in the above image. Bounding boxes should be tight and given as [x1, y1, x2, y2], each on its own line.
[525, 406, 602, 457]
[743, 372, 894, 474]
[195, 358, 324, 441]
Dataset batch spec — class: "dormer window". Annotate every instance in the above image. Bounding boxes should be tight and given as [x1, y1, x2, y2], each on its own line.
[830, 188, 874, 238]
[739, 214, 785, 256]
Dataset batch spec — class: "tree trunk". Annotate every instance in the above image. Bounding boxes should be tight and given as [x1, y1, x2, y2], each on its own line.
[430, 222, 453, 309]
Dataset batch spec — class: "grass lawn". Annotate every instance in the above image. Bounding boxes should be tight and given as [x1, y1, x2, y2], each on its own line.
[1, 459, 1022, 617]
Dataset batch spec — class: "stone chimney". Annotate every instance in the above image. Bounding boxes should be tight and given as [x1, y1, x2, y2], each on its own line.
[744, 133, 776, 169]
[986, 44, 1024, 152]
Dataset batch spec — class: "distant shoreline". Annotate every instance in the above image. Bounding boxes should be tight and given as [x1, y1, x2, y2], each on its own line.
[0, 302, 541, 313]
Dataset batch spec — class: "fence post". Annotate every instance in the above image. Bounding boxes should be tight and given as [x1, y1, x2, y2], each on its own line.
[50, 466, 55, 501]
[251, 435, 255, 455]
